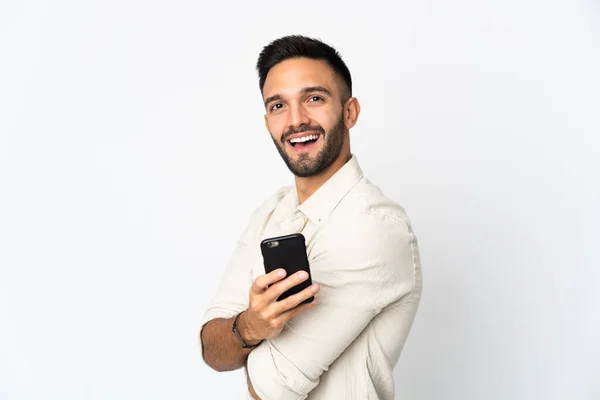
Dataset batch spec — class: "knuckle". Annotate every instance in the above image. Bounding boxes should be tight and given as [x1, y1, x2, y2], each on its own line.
[258, 309, 268, 319]
[275, 283, 289, 297]
[291, 292, 305, 304]
[285, 298, 295, 308]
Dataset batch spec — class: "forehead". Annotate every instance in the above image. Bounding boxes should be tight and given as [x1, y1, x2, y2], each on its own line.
[262, 57, 340, 98]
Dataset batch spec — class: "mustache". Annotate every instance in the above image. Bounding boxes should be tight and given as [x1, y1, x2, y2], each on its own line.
[281, 125, 326, 143]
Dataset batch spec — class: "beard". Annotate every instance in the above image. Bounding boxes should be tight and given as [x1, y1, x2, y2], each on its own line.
[271, 114, 346, 178]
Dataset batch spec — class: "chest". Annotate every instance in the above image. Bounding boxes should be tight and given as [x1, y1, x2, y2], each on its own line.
[249, 211, 321, 281]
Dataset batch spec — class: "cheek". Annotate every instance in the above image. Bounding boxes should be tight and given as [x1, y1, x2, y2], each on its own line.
[266, 116, 286, 140]
[309, 107, 340, 131]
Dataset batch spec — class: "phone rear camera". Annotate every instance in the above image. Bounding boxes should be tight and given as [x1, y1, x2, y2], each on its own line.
[267, 241, 279, 248]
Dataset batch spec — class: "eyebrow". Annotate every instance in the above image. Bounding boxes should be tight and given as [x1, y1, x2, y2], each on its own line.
[263, 86, 333, 107]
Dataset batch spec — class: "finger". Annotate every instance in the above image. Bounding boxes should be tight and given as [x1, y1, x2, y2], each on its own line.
[266, 270, 310, 302]
[250, 268, 287, 294]
[279, 296, 318, 324]
[273, 283, 320, 314]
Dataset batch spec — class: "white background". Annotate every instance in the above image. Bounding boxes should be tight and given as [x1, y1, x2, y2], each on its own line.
[1, 0, 599, 399]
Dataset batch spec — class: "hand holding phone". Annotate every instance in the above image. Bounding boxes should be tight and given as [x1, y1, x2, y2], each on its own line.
[261, 233, 315, 305]
[237, 234, 319, 344]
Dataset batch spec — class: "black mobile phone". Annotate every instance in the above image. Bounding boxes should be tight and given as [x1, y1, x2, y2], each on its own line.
[260, 233, 314, 305]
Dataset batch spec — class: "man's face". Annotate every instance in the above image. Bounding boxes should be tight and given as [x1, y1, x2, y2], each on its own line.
[262, 58, 347, 178]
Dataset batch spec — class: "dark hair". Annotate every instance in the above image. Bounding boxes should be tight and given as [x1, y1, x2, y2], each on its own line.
[256, 35, 352, 102]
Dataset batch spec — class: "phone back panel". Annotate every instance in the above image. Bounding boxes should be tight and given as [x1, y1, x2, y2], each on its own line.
[260, 233, 314, 304]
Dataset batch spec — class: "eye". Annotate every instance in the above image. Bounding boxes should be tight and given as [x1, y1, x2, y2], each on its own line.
[269, 103, 283, 111]
[309, 96, 323, 102]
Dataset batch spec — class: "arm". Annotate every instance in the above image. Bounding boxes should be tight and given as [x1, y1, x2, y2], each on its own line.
[201, 268, 320, 372]
[199, 199, 321, 378]
[201, 311, 258, 372]
[246, 214, 419, 399]
[198, 206, 260, 371]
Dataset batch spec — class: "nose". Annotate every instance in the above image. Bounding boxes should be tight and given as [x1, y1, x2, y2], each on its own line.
[286, 102, 311, 131]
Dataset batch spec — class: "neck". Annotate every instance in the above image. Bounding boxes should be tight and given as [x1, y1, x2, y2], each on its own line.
[295, 152, 351, 204]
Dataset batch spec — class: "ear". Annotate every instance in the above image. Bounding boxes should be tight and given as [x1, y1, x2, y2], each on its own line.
[264, 114, 269, 132]
[344, 97, 361, 130]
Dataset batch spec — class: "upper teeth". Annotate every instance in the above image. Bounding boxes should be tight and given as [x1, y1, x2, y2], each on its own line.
[290, 135, 319, 144]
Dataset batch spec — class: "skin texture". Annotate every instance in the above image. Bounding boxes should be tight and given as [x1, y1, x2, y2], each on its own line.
[201, 269, 318, 372]
[200, 57, 361, 399]
[263, 57, 360, 203]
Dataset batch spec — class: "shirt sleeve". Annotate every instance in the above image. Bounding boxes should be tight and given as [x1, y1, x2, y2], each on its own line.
[246, 212, 418, 400]
[199, 208, 260, 365]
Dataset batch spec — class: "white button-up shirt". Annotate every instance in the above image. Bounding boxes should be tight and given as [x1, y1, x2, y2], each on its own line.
[200, 155, 423, 399]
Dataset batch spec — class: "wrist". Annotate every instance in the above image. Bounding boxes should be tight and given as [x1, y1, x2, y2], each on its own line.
[238, 310, 262, 346]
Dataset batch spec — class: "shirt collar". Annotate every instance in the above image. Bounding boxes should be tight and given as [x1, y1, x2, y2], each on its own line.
[274, 154, 364, 224]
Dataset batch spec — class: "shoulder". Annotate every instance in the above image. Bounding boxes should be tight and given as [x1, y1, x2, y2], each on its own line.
[314, 178, 419, 273]
[321, 208, 416, 266]
[333, 177, 415, 234]
[235, 186, 293, 245]
[310, 182, 419, 306]
[245, 185, 293, 224]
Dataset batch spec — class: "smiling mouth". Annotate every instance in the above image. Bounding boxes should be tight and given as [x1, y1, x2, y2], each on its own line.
[288, 134, 321, 147]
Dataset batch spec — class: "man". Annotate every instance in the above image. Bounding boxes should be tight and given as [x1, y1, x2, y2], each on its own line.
[199, 35, 422, 400]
